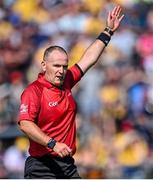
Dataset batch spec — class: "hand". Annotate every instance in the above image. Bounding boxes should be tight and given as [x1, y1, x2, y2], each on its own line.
[53, 142, 72, 158]
[107, 5, 124, 32]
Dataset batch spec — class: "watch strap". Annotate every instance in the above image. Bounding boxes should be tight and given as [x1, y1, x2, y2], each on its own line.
[104, 27, 114, 36]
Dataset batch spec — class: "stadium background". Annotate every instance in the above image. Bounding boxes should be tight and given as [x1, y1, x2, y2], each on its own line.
[1, 0, 153, 178]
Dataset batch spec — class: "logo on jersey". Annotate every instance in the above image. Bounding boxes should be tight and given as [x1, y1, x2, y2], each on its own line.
[48, 101, 58, 107]
[20, 104, 28, 113]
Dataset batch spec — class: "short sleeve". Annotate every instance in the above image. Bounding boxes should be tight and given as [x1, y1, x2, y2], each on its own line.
[64, 64, 84, 89]
[18, 86, 40, 123]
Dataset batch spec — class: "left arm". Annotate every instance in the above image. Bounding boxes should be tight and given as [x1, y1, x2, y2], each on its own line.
[77, 5, 124, 74]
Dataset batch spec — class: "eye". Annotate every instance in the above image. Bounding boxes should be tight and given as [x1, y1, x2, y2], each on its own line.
[53, 64, 68, 70]
[63, 65, 68, 70]
[54, 64, 61, 67]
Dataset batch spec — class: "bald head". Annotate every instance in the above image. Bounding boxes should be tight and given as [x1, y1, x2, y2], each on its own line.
[43, 45, 68, 61]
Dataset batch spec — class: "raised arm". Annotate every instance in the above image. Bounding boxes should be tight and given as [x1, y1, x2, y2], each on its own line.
[77, 5, 124, 74]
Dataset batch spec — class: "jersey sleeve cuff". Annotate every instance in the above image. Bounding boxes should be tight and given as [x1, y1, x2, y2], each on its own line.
[75, 64, 84, 77]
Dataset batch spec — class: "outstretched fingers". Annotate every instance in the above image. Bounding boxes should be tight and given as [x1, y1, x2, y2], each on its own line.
[113, 5, 124, 21]
[118, 14, 124, 22]
[112, 5, 122, 18]
[111, 6, 117, 16]
[116, 6, 122, 16]
[106, 5, 124, 31]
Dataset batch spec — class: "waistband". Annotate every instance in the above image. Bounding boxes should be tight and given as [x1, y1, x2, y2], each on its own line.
[31, 154, 74, 162]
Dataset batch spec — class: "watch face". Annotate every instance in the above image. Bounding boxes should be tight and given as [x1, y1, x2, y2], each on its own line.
[47, 139, 56, 149]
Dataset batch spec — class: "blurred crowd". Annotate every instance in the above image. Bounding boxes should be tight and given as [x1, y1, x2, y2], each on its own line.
[1, 0, 153, 178]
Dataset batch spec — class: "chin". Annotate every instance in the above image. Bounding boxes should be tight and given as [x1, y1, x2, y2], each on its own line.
[55, 81, 63, 87]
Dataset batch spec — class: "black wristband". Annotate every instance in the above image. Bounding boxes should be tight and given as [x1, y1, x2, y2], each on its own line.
[97, 32, 111, 46]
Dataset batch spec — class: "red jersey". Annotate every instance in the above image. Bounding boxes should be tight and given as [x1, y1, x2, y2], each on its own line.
[18, 64, 83, 157]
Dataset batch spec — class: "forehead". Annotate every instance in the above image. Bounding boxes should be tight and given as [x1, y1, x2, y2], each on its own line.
[47, 50, 68, 64]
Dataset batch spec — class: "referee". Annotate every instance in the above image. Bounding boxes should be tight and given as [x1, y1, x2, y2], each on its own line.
[18, 5, 124, 179]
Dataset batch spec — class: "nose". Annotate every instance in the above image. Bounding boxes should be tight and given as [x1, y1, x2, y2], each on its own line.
[59, 66, 64, 74]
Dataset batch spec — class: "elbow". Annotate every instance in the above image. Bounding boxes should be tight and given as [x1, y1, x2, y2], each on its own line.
[18, 121, 28, 134]
[18, 122, 25, 134]
[18, 122, 23, 131]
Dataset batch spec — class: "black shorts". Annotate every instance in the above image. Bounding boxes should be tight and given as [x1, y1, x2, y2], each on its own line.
[24, 155, 81, 179]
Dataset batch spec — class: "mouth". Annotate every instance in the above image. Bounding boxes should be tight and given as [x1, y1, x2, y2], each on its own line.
[57, 76, 64, 81]
[54, 76, 64, 87]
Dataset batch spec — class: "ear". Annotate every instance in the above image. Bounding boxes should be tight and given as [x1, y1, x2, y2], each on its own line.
[41, 61, 46, 72]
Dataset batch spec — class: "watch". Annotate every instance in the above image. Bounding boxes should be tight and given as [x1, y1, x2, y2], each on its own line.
[104, 27, 114, 36]
[47, 138, 57, 149]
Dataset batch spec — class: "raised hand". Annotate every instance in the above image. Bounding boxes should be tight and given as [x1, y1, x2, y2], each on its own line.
[107, 5, 124, 32]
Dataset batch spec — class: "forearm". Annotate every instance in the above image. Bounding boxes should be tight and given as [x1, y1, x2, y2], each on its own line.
[77, 5, 124, 73]
[77, 36, 108, 73]
[19, 120, 50, 147]
[19, 120, 72, 157]
[77, 30, 112, 74]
